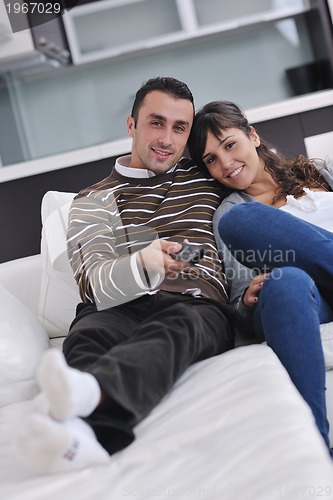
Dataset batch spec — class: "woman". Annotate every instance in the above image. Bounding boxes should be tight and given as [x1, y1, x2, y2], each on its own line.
[188, 100, 333, 456]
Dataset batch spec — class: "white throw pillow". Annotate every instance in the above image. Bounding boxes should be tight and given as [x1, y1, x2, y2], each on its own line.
[38, 191, 80, 339]
[0, 284, 49, 408]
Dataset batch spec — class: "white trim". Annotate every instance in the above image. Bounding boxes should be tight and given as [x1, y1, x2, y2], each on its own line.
[176, 0, 197, 33]
[1, 90, 333, 183]
[246, 89, 333, 124]
[0, 137, 132, 183]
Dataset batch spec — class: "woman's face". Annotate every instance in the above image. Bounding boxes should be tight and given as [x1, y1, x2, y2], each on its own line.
[202, 127, 263, 190]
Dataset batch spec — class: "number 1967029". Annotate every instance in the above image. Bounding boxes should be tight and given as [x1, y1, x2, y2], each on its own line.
[6, 3, 61, 14]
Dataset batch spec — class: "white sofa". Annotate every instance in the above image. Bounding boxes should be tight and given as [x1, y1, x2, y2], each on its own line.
[0, 191, 333, 500]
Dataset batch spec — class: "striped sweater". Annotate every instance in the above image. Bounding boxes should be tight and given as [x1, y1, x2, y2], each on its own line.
[67, 158, 229, 309]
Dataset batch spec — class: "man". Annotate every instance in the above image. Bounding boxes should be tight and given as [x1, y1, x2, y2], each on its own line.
[16, 77, 235, 474]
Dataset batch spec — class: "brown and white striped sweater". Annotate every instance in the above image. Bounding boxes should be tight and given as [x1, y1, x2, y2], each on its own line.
[67, 158, 229, 309]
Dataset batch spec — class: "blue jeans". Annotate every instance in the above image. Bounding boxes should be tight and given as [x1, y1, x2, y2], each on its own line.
[218, 202, 333, 454]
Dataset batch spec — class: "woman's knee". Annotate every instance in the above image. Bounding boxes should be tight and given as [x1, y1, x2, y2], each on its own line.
[218, 202, 265, 238]
[219, 204, 251, 240]
[260, 267, 313, 302]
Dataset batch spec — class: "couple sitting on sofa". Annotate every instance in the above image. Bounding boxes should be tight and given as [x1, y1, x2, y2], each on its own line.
[15, 76, 333, 475]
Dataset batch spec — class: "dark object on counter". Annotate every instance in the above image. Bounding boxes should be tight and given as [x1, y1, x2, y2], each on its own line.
[286, 60, 333, 95]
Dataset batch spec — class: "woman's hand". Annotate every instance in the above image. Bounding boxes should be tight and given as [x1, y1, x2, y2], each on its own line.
[242, 273, 270, 308]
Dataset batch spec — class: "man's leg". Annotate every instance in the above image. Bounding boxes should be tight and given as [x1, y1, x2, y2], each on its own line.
[253, 267, 333, 452]
[15, 298, 146, 474]
[16, 293, 233, 472]
[72, 293, 234, 455]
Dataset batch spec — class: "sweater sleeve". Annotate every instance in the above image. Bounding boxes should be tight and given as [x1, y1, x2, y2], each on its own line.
[213, 198, 258, 338]
[66, 191, 160, 310]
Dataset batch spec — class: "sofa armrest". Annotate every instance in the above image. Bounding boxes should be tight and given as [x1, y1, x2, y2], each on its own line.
[0, 255, 41, 316]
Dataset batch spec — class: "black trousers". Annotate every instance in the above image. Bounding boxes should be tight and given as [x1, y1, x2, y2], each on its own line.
[63, 291, 235, 455]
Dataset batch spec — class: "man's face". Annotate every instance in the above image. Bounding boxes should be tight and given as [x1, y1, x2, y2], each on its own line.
[127, 90, 194, 174]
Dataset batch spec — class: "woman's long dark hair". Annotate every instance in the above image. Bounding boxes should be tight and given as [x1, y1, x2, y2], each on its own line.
[188, 101, 331, 204]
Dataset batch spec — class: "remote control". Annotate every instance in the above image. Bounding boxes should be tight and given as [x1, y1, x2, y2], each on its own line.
[170, 244, 205, 264]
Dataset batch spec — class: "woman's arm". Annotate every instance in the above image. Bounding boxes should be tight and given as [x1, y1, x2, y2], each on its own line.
[214, 199, 257, 339]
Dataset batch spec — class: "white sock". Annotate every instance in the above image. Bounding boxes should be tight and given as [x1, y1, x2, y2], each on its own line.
[15, 414, 110, 475]
[37, 348, 101, 421]
[31, 392, 49, 415]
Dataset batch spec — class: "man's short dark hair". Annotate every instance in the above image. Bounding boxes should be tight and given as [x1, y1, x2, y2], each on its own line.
[131, 77, 194, 125]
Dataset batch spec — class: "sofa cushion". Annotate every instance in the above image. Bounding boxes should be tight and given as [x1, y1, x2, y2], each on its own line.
[38, 191, 80, 339]
[0, 284, 49, 408]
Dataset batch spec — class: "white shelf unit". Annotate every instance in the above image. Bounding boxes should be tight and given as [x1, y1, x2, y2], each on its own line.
[63, 0, 312, 65]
